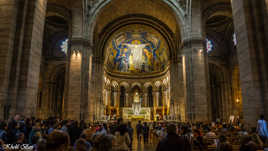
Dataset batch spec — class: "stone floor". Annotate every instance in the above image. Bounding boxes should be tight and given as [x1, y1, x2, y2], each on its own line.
[131, 122, 157, 151]
[131, 134, 156, 151]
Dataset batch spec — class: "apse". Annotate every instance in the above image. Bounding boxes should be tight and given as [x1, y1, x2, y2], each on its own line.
[104, 24, 170, 76]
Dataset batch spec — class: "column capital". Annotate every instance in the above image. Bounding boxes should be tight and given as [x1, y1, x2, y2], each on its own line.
[181, 38, 204, 49]
[70, 37, 92, 48]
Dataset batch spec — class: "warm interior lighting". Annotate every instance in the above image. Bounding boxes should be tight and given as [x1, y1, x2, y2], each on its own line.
[236, 99, 240, 104]
[71, 50, 81, 60]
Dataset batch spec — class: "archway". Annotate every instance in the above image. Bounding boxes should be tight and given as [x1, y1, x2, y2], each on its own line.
[85, 0, 187, 122]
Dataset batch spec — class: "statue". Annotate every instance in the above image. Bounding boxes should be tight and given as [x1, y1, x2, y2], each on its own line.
[133, 92, 140, 103]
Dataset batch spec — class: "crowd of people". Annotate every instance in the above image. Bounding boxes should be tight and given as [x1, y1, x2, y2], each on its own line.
[0, 114, 268, 151]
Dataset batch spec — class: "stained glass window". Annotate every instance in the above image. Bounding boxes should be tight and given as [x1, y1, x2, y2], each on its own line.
[233, 33, 237, 46]
[206, 39, 213, 53]
[60, 38, 69, 54]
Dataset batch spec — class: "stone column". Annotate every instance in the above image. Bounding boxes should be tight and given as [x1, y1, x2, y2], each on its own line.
[144, 93, 148, 107]
[64, 39, 90, 121]
[81, 44, 90, 121]
[88, 54, 94, 122]
[182, 41, 209, 122]
[182, 0, 209, 122]
[65, 46, 82, 120]
[0, 0, 32, 119]
[114, 91, 119, 116]
[170, 58, 186, 121]
[113, 91, 117, 107]
[232, 0, 268, 125]
[164, 90, 168, 114]
[88, 55, 104, 121]
[155, 92, 159, 107]
[0, 0, 17, 119]
[15, 0, 47, 117]
[125, 92, 129, 107]
[106, 88, 111, 115]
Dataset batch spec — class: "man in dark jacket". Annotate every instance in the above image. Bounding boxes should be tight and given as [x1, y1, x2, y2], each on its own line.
[7, 114, 21, 143]
[136, 121, 143, 141]
[156, 124, 192, 151]
[143, 122, 149, 144]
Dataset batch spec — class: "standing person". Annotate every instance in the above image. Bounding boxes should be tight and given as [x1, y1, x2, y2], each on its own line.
[60, 120, 68, 133]
[0, 122, 7, 143]
[143, 122, 149, 144]
[69, 121, 81, 145]
[46, 130, 70, 151]
[156, 124, 192, 151]
[136, 121, 143, 142]
[29, 121, 41, 144]
[127, 122, 133, 149]
[257, 115, 268, 143]
[7, 114, 21, 143]
[113, 124, 131, 151]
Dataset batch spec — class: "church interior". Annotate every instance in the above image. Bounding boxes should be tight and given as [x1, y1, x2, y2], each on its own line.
[0, 0, 268, 127]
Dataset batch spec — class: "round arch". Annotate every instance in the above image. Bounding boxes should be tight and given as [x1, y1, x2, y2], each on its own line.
[88, 0, 187, 46]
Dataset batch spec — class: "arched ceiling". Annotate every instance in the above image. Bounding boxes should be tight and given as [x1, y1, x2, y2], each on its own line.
[203, 0, 235, 58]
[43, 1, 71, 58]
[94, 0, 180, 39]
[47, 0, 73, 9]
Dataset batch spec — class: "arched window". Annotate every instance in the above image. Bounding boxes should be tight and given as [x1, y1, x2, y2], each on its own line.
[148, 86, 153, 107]
[111, 87, 115, 106]
[120, 86, 126, 107]
[233, 33, 237, 46]
[206, 39, 213, 53]
[159, 86, 163, 106]
[60, 38, 69, 54]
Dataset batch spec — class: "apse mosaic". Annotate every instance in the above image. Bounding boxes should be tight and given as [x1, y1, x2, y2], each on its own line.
[105, 30, 169, 74]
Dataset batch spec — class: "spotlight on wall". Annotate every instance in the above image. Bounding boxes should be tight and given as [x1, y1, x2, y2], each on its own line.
[236, 99, 240, 104]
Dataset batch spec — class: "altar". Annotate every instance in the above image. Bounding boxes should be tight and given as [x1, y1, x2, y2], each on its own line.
[122, 107, 151, 120]
[122, 91, 151, 120]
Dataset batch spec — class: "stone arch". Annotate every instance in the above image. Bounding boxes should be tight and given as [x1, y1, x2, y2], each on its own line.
[88, 0, 187, 46]
[208, 62, 232, 121]
[144, 82, 153, 91]
[46, 3, 71, 20]
[203, 2, 233, 21]
[119, 81, 130, 90]
[131, 82, 142, 90]
[44, 64, 66, 118]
